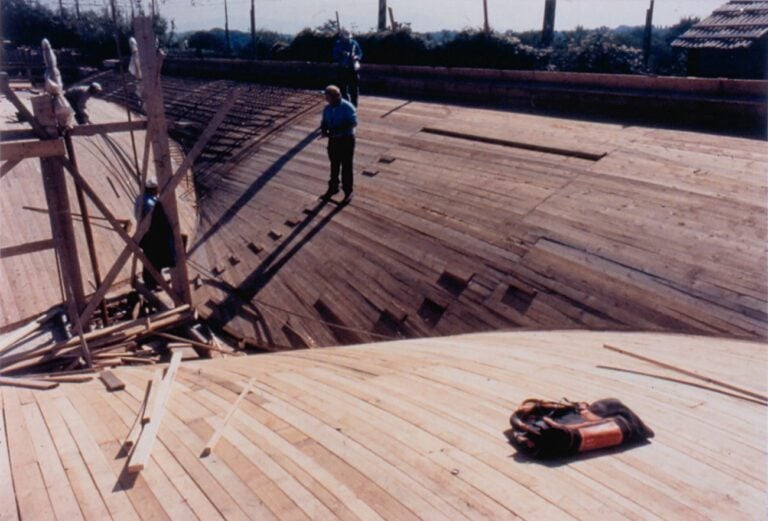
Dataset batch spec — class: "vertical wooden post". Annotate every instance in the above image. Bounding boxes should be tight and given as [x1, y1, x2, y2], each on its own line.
[483, 0, 490, 33]
[388, 7, 397, 31]
[64, 133, 110, 327]
[224, 0, 231, 55]
[31, 96, 87, 328]
[643, 0, 655, 70]
[335, 11, 341, 32]
[378, 0, 387, 31]
[541, 0, 557, 46]
[133, 16, 192, 306]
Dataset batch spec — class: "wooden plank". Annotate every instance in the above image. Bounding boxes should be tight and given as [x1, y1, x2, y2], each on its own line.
[99, 370, 126, 392]
[31, 391, 113, 521]
[0, 376, 58, 390]
[0, 307, 59, 355]
[69, 120, 147, 137]
[0, 129, 37, 141]
[128, 351, 182, 472]
[114, 371, 267, 521]
[142, 369, 163, 424]
[201, 378, 254, 457]
[61, 383, 192, 521]
[2, 388, 56, 520]
[0, 159, 21, 180]
[603, 343, 768, 402]
[101, 383, 231, 521]
[20, 400, 85, 521]
[421, 126, 607, 160]
[0, 73, 48, 138]
[0, 391, 20, 521]
[44, 392, 142, 521]
[0, 238, 55, 259]
[0, 139, 65, 162]
[37, 374, 94, 383]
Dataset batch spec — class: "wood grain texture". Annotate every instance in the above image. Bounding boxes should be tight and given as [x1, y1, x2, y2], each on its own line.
[183, 91, 766, 347]
[1, 330, 765, 520]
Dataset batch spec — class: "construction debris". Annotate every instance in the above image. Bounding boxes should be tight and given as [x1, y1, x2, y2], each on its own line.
[99, 369, 126, 391]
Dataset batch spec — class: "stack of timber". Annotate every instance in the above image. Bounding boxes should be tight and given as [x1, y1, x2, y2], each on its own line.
[0, 303, 226, 378]
[1, 330, 765, 519]
[176, 92, 767, 349]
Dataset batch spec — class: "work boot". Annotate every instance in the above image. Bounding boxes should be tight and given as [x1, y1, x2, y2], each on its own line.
[320, 188, 339, 200]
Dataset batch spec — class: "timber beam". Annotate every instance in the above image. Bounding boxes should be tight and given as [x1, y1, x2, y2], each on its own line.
[0, 139, 65, 162]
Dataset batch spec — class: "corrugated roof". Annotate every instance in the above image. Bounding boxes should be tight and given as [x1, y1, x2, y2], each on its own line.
[672, 0, 768, 49]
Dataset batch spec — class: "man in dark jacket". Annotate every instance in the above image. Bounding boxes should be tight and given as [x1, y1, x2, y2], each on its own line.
[332, 30, 363, 107]
[134, 178, 177, 290]
[64, 82, 102, 125]
[320, 85, 357, 202]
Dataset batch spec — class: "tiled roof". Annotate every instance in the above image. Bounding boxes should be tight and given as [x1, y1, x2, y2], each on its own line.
[672, 0, 768, 49]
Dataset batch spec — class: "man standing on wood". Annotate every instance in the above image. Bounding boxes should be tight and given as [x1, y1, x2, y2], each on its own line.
[332, 29, 363, 107]
[64, 82, 102, 125]
[134, 178, 177, 290]
[320, 85, 357, 203]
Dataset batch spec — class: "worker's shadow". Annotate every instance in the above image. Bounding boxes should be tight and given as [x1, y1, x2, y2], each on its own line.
[188, 128, 322, 256]
[208, 197, 345, 333]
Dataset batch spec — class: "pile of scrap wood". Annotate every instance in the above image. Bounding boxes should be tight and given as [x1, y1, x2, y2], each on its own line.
[0, 302, 231, 382]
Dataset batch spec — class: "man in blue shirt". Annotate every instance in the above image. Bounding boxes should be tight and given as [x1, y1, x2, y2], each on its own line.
[320, 85, 357, 202]
[332, 29, 363, 107]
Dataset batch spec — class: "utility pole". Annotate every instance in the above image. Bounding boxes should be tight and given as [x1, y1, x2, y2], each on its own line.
[378, 0, 387, 31]
[336, 11, 341, 32]
[541, 0, 557, 46]
[388, 7, 397, 31]
[250, 0, 256, 56]
[483, 0, 490, 33]
[75, 0, 80, 19]
[224, 0, 231, 55]
[643, 0, 655, 70]
[58, 0, 63, 17]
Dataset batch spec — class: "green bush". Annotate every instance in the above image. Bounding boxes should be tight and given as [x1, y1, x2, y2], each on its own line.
[356, 29, 430, 66]
[550, 28, 643, 74]
[1, 0, 168, 66]
[436, 30, 547, 69]
[2, 0, 698, 77]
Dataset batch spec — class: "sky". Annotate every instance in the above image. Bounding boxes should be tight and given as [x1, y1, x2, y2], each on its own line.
[154, 0, 726, 35]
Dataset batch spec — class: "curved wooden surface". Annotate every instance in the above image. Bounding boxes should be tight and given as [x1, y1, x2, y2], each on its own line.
[0, 90, 196, 329]
[186, 90, 768, 348]
[1, 330, 765, 520]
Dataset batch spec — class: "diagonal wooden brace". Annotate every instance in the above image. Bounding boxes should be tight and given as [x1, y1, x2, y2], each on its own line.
[58, 155, 180, 304]
[74, 89, 241, 327]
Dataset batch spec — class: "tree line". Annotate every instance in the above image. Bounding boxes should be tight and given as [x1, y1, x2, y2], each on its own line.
[2, 0, 696, 76]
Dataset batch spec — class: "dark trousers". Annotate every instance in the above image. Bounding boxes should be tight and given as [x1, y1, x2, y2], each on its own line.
[327, 135, 355, 195]
[142, 266, 160, 291]
[338, 68, 359, 107]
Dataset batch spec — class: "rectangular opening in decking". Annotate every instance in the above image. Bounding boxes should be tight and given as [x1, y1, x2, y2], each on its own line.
[437, 268, 474, 297]
[502, 285, 537, 314]
[418, 297, 447, 327]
